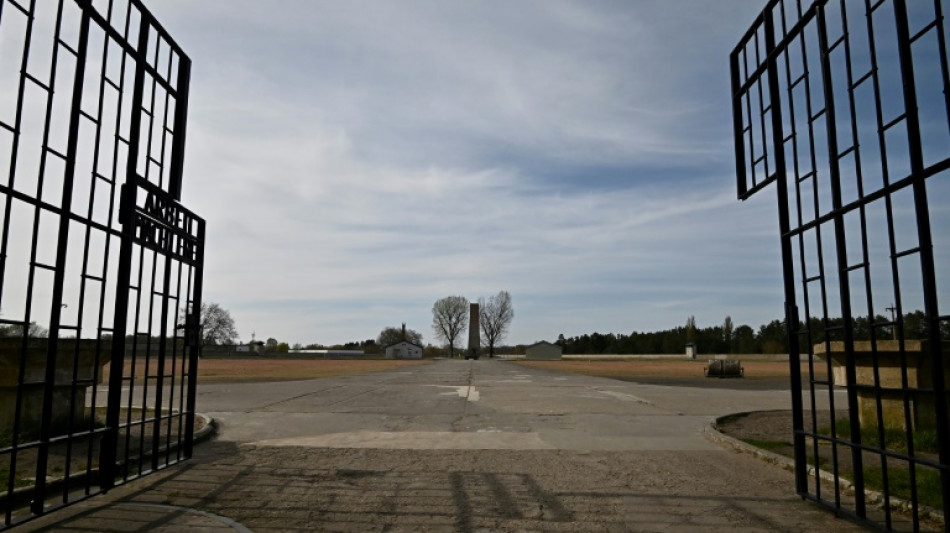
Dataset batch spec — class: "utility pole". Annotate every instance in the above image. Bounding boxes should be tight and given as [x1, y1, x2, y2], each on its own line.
[885, 304, 897, 340]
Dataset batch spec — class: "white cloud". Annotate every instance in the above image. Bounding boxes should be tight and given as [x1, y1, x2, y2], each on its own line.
[144, 1, 781, 345]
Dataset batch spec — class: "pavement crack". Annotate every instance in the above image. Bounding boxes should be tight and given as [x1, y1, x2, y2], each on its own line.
[248, 385, 361, 412]
[451, 363, 477, 432]
[462, 363, 475, 410]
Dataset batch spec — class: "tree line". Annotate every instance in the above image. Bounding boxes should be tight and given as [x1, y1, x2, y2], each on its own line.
[555, 311, 945, 355]
[5, 301, 943, 358]
[204, 292, 515, 358]
[555, 317, 786, 355]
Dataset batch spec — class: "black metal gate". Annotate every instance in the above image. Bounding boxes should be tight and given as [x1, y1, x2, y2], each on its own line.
[0, 0, 202, 528]
[732, 0, 949, 530]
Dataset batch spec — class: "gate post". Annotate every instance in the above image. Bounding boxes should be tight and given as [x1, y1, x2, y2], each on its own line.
[100, 15, 151, 491]
[892, 0, 950, 516]
[183, 226, 203, 460]
[762, 8, 811, 502]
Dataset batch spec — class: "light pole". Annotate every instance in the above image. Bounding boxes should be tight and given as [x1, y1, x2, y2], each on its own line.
[885, 304, 897, 340]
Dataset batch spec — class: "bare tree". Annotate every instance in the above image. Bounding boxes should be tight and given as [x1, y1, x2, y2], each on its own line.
[200, 302, 238, 346]
[479, 291, 513, 358]
[431, 296, 468, 357]
[378, 325, 423, 347]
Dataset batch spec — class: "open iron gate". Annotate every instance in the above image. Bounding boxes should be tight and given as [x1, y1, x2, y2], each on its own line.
[732, 0, 949, 530]
[0, 0, 202, 528]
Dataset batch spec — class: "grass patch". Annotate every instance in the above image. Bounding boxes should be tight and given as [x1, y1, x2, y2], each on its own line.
[819, 418, 940, 455]
[863, 465, 944, 511]
[0, 467, 34, 489]
[746, 440, 943, 512]
[0, 427, 40, 449]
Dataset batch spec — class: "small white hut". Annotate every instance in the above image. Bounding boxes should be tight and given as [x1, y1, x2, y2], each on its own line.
[385, 340, 423, 360]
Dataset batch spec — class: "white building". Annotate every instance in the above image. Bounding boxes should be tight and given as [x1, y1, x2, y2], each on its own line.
[385, 340, 423, 360]
[234, 341, 265, 355]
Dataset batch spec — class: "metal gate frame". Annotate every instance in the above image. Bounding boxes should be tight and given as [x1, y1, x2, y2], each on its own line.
[0, 0, 202, 529]
[732, 0, 949, 530]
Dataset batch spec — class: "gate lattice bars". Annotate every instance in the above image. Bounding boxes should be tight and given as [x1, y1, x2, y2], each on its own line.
[732, 0, 949, 530]
[0, 0, 203, 529]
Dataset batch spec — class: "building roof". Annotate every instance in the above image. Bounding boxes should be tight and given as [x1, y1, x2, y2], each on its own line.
[527, 341, 559, 349]
[385, 340, 423, 349]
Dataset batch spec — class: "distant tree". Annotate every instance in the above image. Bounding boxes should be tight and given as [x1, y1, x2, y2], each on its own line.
[200, 302, 238, 346]
[590, 332, 610, 354]
[722, 316, 734, 353]
[734, 324, 756, 354]
[479, 291, 514, 358]
[685, 316, 696, 344]
[276, 342, 290, 352]
[0, 321, 48, 338]
[757, 319, 787, 354]
[265, 337, 279, 352]
[361, 339, 380, 354]
[432, 295, 469, 358]
[32, 322, 48, 338]
[902, 310, 928, 340]
[377, 325, 423, 347]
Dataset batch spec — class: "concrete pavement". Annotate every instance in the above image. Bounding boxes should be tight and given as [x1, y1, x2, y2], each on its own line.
[18, 359, 874, 532]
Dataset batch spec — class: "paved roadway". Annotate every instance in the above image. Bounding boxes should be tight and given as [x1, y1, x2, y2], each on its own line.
[199, 359, 801, 451]
[24, 359, 873, 532]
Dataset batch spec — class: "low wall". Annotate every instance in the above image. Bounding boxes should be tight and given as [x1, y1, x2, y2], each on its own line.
[0, 339, 110, 435]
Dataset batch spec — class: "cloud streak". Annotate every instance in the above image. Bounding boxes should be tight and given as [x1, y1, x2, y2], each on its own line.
[149, 1, 781, 345]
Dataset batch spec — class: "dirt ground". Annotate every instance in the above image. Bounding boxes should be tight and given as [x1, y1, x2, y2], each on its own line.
[104, 358, 432, 383]
[516, 359, 824, 390]
[194, 358, 431, 382]
[106, 356, 834, 387]
[716, 410, 827, 456]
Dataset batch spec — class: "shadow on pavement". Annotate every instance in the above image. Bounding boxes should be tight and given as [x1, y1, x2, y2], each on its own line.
[23, 439, 870, 533]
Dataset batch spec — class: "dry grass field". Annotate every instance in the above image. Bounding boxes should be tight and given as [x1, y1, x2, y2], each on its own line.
[104, 358, 432, 383]
[515, 359, 825, 388]
[195, 358, 433, 382]
[103, 357, 826, 386]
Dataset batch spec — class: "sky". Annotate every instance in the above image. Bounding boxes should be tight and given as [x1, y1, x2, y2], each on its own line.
[141, 1, 788, 347]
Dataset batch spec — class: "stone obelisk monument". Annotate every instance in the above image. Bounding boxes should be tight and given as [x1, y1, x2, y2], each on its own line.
[467, 302, 480, 360]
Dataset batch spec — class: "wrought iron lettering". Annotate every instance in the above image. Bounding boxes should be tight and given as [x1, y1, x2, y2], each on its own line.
[133, 191, 199, 264]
